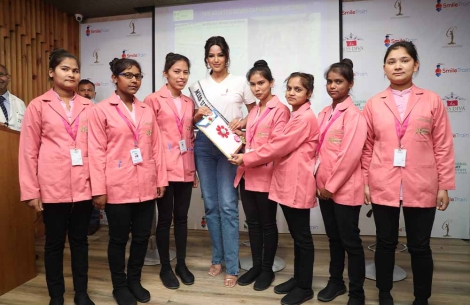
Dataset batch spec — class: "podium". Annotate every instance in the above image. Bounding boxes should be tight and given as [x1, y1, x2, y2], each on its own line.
[0, 126, 37, 295]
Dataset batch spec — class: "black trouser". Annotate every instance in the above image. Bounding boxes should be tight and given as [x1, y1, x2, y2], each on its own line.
[240, 179, 278, 271]
[42, 200, 93, 298]
[281, 204, 314, 289]
[372, 203, 436, 300]
[156, 181, 193, 266]
[319, 199, 365, 300]
[105, 200, 155, 289]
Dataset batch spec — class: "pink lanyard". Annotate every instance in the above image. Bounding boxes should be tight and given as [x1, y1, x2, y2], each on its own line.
[316, 110, 343, 154]
[61, 115, 80, 143]
[168, 106, 184, 137]
[116, 107, 140, 147]
[246, 108, 272, 147]
[394, 115, 410, 148]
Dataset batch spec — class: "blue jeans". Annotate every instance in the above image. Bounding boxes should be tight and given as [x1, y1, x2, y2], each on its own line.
[195, 132, 239, 275]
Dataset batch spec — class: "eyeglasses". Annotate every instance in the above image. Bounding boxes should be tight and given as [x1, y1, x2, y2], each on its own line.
[0, 73, 9, 78]
[119, 72, 144, 80]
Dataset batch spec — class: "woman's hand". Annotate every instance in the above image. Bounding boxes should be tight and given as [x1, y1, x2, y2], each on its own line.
[26, 198, 43, 212]
[92, 194, 107, 210]
[318, 188, 333, 200]
[229, 153, 244, 166]
[194, 106, 213, 123]
[228, 118, 242, 131]
[193, 174, 199, 188]
[364, 185, 371, 205]
[157, 187, 166, 198]
[436, 190, 450, 211]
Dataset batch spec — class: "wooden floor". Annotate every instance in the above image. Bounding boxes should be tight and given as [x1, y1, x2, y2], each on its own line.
[0, 228, 469, 305]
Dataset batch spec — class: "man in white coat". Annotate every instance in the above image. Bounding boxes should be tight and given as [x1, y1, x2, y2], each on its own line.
[0, 64, 26, 131]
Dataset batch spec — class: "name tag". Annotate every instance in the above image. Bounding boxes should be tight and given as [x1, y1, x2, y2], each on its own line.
[314, 157, 321, 176]
[130, 148, 143, 165]
[70, 149, 83, 166]
[179, 139, 187, 154]
[393, 149, 406, 167]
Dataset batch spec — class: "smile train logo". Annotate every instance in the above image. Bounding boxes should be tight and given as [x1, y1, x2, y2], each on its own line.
[384, 34, 392, 47]
[122, 50, 127, 59]
[435, 63, 443, 77]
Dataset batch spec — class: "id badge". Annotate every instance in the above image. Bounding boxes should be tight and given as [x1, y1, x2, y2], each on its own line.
[70, 149, 83, 166]
[314, 157, 321, 176]
[130, 148, 143, 164]
[179, 139, 187, 154]
[393, 149, 406, 167]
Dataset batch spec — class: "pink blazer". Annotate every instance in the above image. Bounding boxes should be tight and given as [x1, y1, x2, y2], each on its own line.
[243, 102, 319, 209]
[234, 96, 290, 192]
[316, 97, 367, 205]
[144, 85, 195, 182]
[362, 86, 455, 208]
[19, 89, 92, 203]
[88, 92, 168, 204]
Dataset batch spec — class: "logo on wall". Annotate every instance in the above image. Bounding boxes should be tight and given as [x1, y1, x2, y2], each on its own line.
[442, 219, 452, 237]
[129, 20, 136, 34]
[384, 34, 418, 48]
[93, 80, 111, 87]
[84, 25, 110, 36]
[455, 161, 468, 174]
[453, 133, 470, 139]
[435, 63, 470, 77]
[343, 33, 364, 52]
[342, 8, 368, 15]
[394, 0, 403, 15]
[450, 196, 468, 202]
[92, 49, 99, 63]
[201, 216, 207, 228]
[121, 50, 148, 58]
[436, 0, 470, 12]
[443, 92, 465, 112]
[442, 26, 462, 48]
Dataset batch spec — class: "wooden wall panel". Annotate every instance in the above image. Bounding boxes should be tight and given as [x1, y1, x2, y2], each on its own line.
[0, 0, 80, 105]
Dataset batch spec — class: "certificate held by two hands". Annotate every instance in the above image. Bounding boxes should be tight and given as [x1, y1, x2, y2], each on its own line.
[190, 82, 243, 158]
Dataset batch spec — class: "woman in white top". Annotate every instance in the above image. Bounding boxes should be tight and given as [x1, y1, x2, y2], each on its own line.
[192, 36, 256, 287]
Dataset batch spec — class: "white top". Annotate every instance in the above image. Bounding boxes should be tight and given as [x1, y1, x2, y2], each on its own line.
[194, 74, 256, 122]
[0, 91, 26, 131]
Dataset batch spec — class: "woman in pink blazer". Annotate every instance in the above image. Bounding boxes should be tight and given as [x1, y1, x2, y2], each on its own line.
[234, 60, 290, 290]
[88, 58, 167, 305]
[362, 41, 455, 305]
[231, 72, 319, 305]
[315, 59, 367, 305]
[144, 53, 197, 289]
[19, 49, 95, 305]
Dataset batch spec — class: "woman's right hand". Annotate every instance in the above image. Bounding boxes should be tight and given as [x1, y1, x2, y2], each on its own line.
[93, 194, 107, 210]
[194, 106, 213, 123]
[26, 198, 43, 212]
[364, 185, 371, 205]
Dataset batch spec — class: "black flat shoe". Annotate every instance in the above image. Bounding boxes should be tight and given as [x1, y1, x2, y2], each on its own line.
[112, 288, 137, 305]
[281, 287, 314, 305]
[274, 278, 297, 294]
[128, 283, 150, 303]
[317, 281, 346, 302]
[175, 264, 195, 285]
[237, 267, 261, 286]
[49, 296, 64, 305]
[74, 292, 95, 305]
[160, 269, 180, 289]
[253, 270, 275, 291]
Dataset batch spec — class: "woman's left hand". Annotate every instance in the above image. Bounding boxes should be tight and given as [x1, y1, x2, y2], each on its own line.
[229, 153, 244, 165]
[193, 174, 199, 188]
[318, 188, 333, 200]
[228, 118, 242, 131]
[436, 189, 450, 211]
[157, 187, 166, 198]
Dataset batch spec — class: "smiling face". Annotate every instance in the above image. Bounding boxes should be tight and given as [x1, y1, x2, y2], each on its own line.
[48, 58, 80, 91]
[383, 46, 419, 90]
[164, 59, 189, 93]
[112, 65, 142, 96]
[206, 45, 227, 74]
[285, 76, 311, 111]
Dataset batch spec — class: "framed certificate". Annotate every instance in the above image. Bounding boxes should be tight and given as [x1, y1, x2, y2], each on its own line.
[196, 113, 243, 158]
